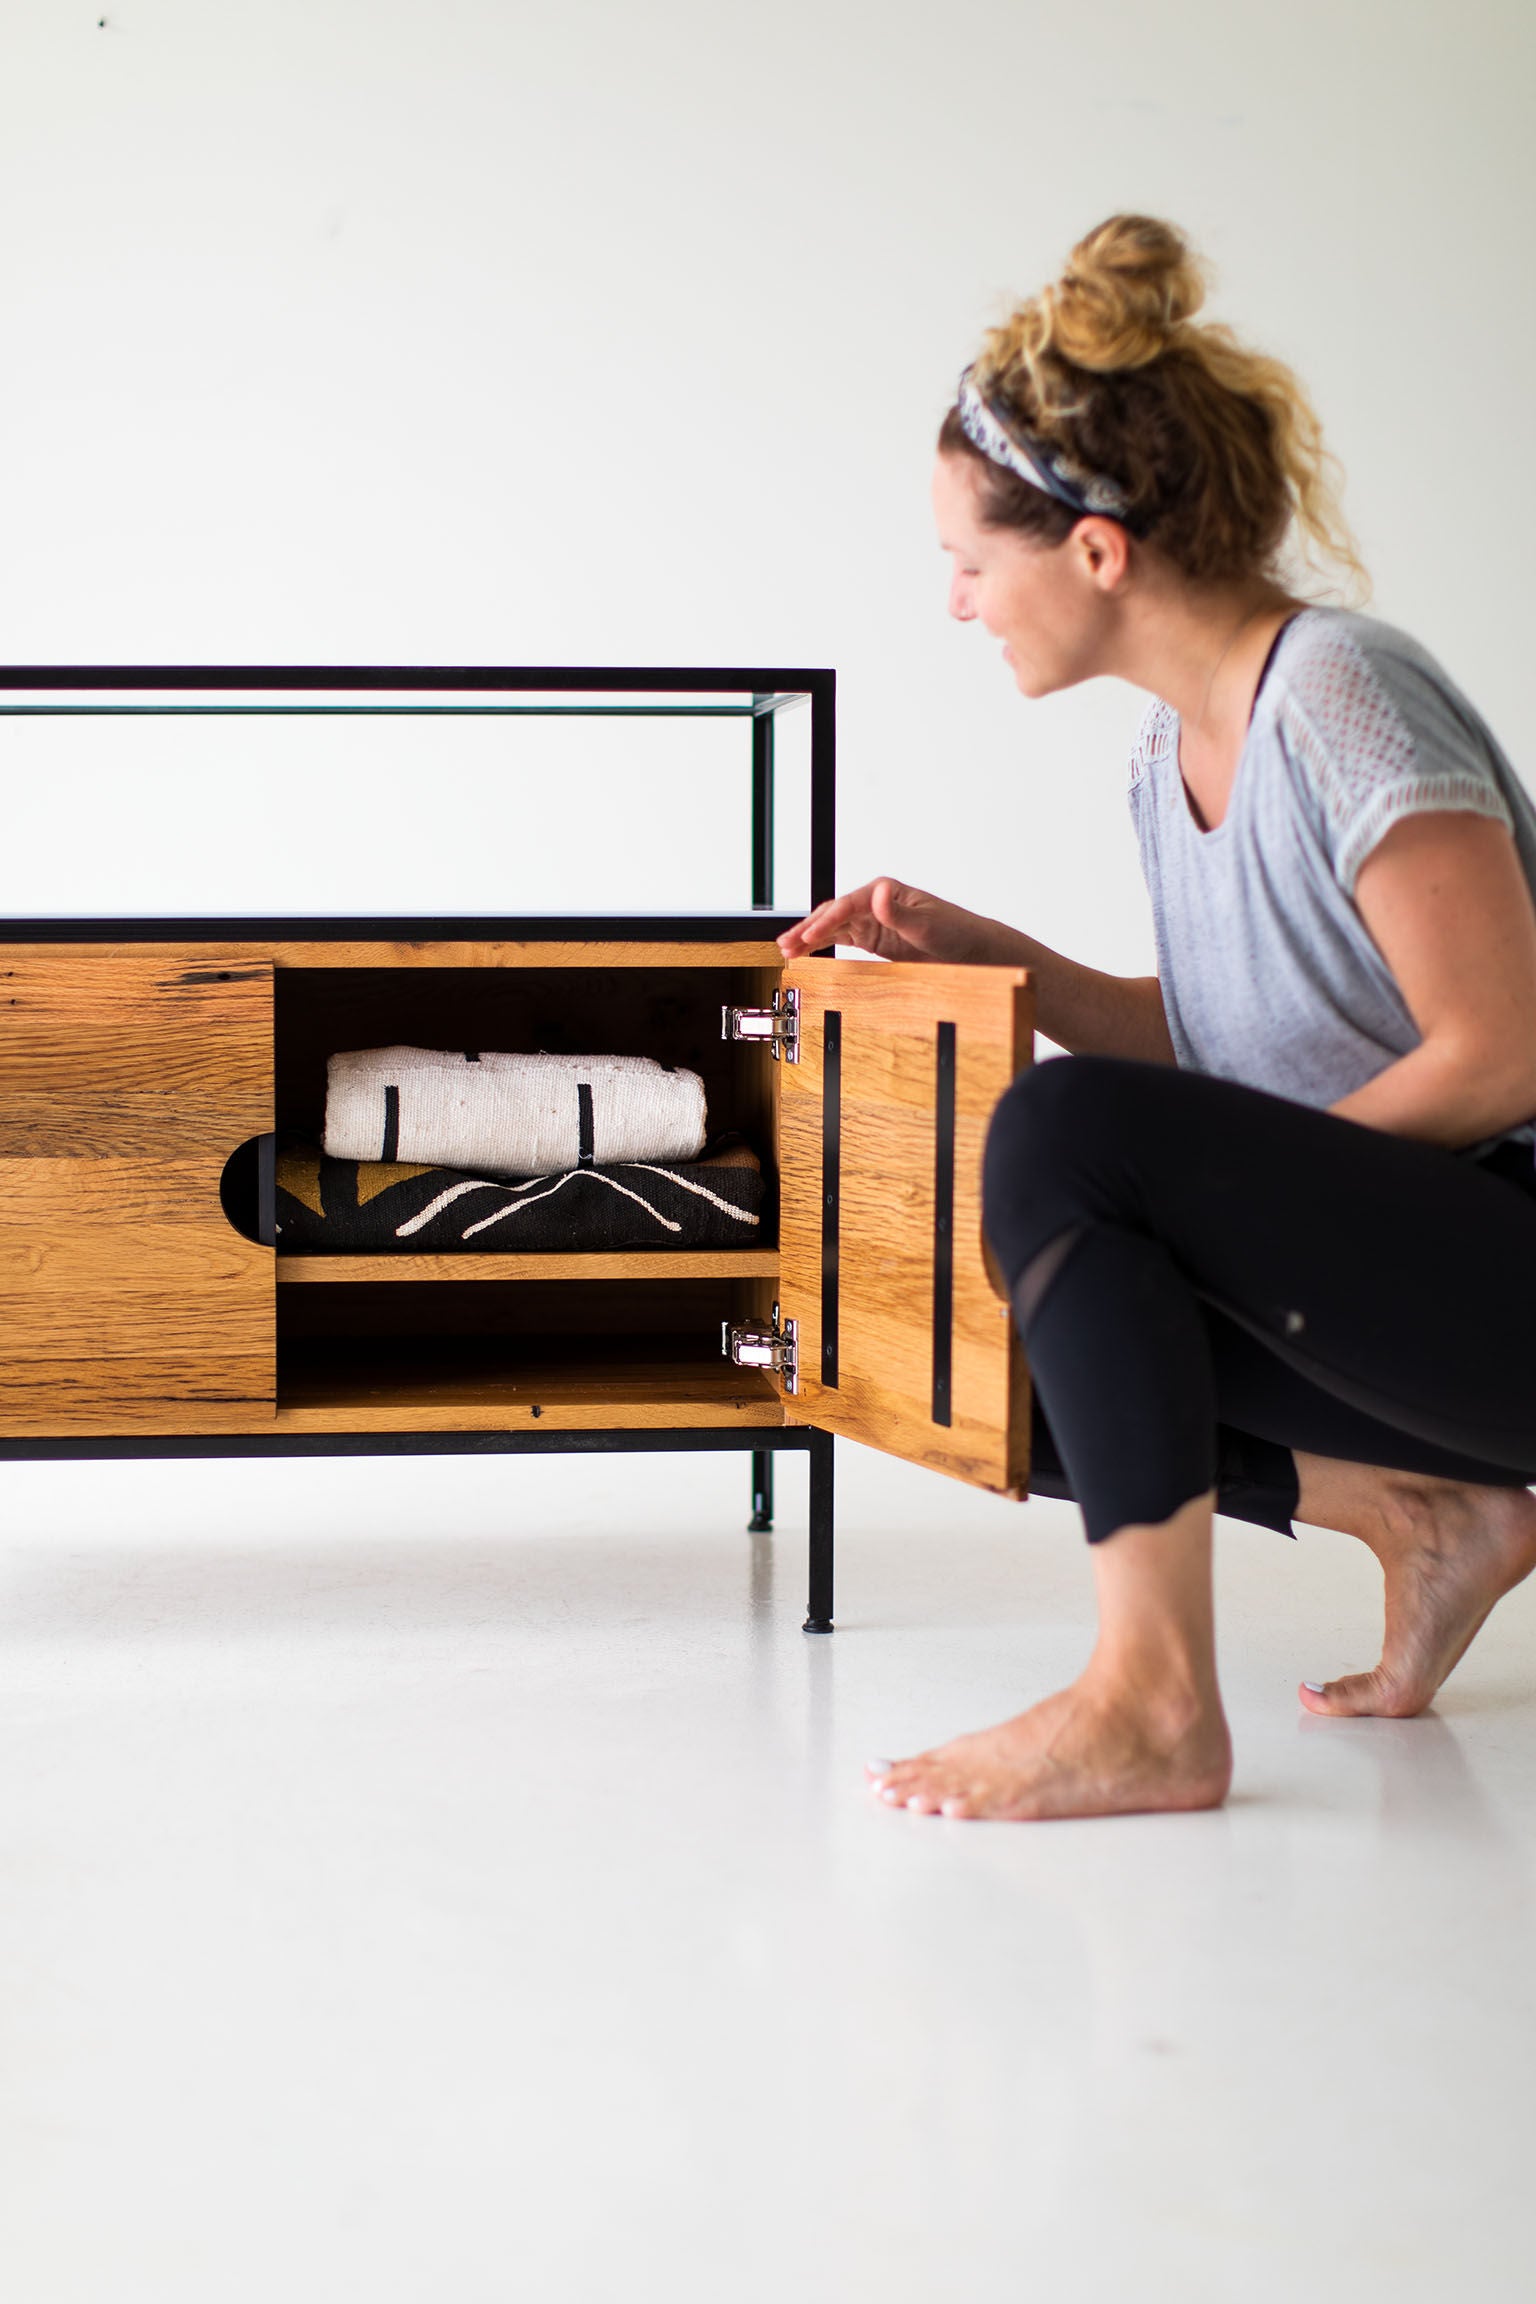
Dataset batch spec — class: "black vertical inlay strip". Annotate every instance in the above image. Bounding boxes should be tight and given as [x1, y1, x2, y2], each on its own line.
[381, 1084, 400, 1162]
[821, 1010, 841, 1387]
[932, 1023, 956, 1426]
[256, 1132, 276, 1249]
[576, 1081, 595, 1168]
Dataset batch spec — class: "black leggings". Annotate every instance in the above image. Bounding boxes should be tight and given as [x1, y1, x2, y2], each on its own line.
[981, 1058, 1536, 1542]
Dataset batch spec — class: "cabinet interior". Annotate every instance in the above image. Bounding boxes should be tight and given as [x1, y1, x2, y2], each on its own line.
[267, 958, 786, 1426]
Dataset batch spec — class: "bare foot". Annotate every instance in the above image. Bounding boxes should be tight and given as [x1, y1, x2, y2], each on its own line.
[1300, 1478, 1536, 1719]
[866, 1673, 1232, 1822]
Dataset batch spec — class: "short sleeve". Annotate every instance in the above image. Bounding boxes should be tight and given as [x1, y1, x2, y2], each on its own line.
[1277, 624, 1512, 894]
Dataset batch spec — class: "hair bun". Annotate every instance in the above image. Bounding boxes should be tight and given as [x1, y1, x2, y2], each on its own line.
[954, 213, 1366, 600]
[1042, 213, 1207, 373]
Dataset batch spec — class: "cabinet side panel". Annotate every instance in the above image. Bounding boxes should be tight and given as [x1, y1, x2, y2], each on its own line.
[0, 949, 276, 1433]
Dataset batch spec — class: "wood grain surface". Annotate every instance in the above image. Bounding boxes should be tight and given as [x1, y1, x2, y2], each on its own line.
[271, 940, 786, 971]
[274, 1353, 784, 1433]
[276, 1250, 781, 1284]
[780, 959, 1033, 1495]
[0, 947, 276, 1433]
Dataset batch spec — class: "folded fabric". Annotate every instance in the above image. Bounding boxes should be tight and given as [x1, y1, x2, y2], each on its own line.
[276, 1136, 765, 1253]
[323, 1047, 708, 1177]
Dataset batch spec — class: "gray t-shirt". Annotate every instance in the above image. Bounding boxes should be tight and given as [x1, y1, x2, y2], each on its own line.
[1129, 606, 1536, 1140]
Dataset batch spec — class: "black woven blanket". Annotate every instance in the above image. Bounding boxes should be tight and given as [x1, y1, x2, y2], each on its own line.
[275, 1136, 766, 1253]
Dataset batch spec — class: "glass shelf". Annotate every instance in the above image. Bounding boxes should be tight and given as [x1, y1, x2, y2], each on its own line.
[0, 667, 833, 924]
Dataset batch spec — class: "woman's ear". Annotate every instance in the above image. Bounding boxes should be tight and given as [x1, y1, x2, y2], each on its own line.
[1072, 517, 1133, 592]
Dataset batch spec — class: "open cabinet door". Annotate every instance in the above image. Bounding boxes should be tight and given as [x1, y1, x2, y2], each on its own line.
[779, 958, 1033, 1495]
[0, 946, 276, 1435]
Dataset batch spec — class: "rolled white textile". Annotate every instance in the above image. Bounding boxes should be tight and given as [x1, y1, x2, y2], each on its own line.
[323, 1047, 708, 1177]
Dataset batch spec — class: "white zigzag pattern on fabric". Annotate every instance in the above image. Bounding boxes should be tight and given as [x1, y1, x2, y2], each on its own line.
[459, 1171, 683, 1239]
[391, 1161, 759, 1242]
[624, 1165, 760, 1224]
[393, 1177, 507, 1236]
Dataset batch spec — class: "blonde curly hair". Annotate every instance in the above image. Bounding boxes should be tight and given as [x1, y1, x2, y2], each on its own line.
[941, 214, 1367, 599]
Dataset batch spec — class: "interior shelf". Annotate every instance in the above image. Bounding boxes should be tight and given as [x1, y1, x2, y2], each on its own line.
[273, 1341, 784, 1432]
[256, 950, 787, 1431]
[275, 1250, 782, 1284]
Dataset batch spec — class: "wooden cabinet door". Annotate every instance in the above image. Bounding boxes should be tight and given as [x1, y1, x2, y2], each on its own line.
[0, 946, 276, 1434]
[779, 959, 1033, 1495]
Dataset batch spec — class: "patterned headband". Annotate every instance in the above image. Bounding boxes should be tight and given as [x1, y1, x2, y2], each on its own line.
[956, 368, 1140, 528]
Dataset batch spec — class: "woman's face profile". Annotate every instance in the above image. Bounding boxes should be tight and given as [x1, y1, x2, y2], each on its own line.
[931, 452, 1121, 700]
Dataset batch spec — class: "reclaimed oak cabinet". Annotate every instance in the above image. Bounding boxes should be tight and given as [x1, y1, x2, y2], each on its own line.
[0, 667, 1034, 1628]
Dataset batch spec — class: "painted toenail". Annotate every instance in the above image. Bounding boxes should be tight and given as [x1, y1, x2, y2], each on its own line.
[866, 1758, 892, 1774]
[1303, 1681, 1327, 1693]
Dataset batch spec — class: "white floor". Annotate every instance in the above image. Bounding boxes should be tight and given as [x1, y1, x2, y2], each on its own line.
[1, 1443, 1533, 2304]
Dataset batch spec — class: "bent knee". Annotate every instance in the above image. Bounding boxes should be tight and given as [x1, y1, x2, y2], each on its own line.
[982, 1057, 1151, 1282]
[984, 1054, 1145, 1178]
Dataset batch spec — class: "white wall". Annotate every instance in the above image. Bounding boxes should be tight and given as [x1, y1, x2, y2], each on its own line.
[3, 0, 1533, 967]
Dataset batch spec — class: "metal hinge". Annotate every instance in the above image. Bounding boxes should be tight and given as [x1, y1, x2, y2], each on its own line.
[721, 985, 799, 1062]
[722, 1303, 799, 1395]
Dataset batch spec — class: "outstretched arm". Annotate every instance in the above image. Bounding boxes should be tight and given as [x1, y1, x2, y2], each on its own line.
[777, 877, 1175, 1062]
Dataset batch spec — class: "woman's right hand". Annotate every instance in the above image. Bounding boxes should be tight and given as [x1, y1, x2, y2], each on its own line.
[780, 878, 1175, 1066]
[776, 878, 999, 965]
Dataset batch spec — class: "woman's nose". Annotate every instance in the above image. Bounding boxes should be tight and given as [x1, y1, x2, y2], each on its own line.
[949, 575, 976, 622]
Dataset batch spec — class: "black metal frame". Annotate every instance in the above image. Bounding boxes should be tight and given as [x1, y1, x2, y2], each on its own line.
[0, 663, 839, 1630]
[0, 1425, 837, 1632]
[0, 662, 836, 927]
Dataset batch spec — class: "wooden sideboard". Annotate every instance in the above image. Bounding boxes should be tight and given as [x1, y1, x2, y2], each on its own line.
[0, 666, 1031, 1628]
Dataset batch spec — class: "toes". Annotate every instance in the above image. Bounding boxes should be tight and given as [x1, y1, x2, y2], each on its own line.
[1299, 1671, 1425, 1719]
[867, 1749, 973, 1815]
[886, 1770, 951, 1809]
[869, 1758, 920, 1796]
[869, 1749, 942, 1792]
[1299, 1674, 1364, 1715]
[870, 1766, 922, 1804]
[900, 1782, 976, 1817]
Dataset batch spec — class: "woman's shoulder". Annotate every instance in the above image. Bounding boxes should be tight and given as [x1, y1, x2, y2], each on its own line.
[1128, 696, 1178, 793]
[1268, 606, 1466, 741]
[1125, 610, 1437, 791]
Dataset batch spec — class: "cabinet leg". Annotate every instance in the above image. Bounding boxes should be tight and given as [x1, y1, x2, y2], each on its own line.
[748, 1450, 774, 1533]
[804, 1430, 834, 1634]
